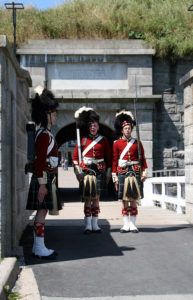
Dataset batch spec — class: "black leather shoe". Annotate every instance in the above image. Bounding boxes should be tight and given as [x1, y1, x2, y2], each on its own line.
[32, 251, 58, 259]
[92, 228, 102, 233]
[120, 229, 130, 233]
[130, 229, 139, 233]
[84, 229, 92, 234]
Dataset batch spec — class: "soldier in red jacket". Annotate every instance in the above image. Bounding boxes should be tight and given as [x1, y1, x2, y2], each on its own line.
[26, 88, 61, 258]
[112, 110, 148, 233]
[73, 107, 112, 233]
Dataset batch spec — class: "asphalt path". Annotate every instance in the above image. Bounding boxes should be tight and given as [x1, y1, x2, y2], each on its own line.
[20, 223, 193, 299]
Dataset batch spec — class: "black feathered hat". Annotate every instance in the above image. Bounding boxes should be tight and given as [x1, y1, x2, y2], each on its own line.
[114, 110, 136, 137]
[32, 87, 58, 127]
[74, 106, 100, 136]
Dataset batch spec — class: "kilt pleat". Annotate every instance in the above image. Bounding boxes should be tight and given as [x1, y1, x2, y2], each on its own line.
[26, 173, 62, 211]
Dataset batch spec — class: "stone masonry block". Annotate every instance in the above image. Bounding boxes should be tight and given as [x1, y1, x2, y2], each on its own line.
[176, 105, 184, 113]
[164, 104, 176, 113]
[163, 151, 172, 158]
[184, 85, 193, 108]
[177, 159, 184, 168]
[16, 151, 27, 171]
[173, 151, 184, 159]
[16, 170, 29, 191]
[185, 167, 193, 185]
[127, 67, 152, 76]
[186, 184, 193, 204]
[163, 94, 178, 103]
[146, 157, 153, 169]
[16, 190, 29, 216]
[185, 146, 193, 164]
[184, 107, 193, 127]
[184, 129, 188, 146]
[188, 127, 193, 145]
[169, 113, 181, 122]
[163, 159, 178, 168]
[175, 124, 184, 135]
[139, 123, 152, 131]
[16, 106, 27, 133]
[142, 141, 152, 159]
[139, 131, 152, 141]
[153, 63, 170, 74]
[186, 202, 193, 224]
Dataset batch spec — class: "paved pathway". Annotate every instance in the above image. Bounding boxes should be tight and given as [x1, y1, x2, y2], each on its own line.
[14, 168, 193, 300]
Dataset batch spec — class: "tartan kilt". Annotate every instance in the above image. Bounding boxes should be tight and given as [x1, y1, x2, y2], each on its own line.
[80, 170, 106, 198]
[118, 169, 144, 201]
[26, 173, 62, 211]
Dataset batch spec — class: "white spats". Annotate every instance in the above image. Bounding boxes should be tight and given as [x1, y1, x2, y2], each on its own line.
[130, 215, 139, 233]
[120, 215, 130, 233]
[92, 216, 101, 232]
[32, 235, 55, 257]
[84, 216, 92, 233]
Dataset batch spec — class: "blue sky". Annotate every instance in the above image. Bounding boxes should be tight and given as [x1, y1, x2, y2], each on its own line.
[0, 0, 69, 10]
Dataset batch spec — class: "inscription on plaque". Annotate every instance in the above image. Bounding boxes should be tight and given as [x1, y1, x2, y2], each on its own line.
[48, 63, 128, 89]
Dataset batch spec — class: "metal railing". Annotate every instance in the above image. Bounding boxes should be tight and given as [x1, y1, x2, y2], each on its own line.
[152, 168, 185, 177]
[143, 169, 185, 214]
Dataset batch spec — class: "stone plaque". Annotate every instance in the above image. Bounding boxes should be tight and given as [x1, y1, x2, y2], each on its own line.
[48, 63, 128, 89]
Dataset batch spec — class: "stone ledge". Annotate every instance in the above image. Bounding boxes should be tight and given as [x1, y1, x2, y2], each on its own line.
[179, 69, 193, 86]
[0, 35, 32, 86]
[17, 48, 155, 55]
[30, 87, 162, 101]
[0, 257, 19, 300]
[17, 39, 155, 55]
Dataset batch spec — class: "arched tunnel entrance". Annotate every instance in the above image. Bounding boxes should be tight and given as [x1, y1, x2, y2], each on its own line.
[55, 122, 115, 148]
[55, 122, 116, 202]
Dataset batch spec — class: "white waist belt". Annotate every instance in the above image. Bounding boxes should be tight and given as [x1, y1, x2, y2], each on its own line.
[118, 159, 139, 168]
[83, 157, 104, 165]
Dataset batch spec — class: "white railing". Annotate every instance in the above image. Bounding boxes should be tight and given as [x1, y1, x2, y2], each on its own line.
[143, 171, 185, 214]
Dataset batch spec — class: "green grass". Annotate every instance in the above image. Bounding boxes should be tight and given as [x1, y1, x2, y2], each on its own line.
[0, 0, 193, 59]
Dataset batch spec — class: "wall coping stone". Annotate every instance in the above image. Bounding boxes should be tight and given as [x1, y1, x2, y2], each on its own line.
[179, 69, 193, 86]
[17, 39, 155, 55]
[0, 35, 32, 86]
[30, 88, 162, 101]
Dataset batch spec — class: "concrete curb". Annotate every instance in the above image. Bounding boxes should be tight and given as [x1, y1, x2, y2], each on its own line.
[0, 257, 19, 300]
[13, 267, 41, 300]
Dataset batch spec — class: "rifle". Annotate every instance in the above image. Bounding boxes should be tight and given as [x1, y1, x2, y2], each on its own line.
[74, 106, 82, 165]
[134, 75, 142, 172]
[76, 127, 82, 165]
[44, 50, 48, 89]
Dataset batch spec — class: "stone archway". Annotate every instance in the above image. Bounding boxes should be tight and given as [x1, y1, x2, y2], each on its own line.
[55, 122, 115, 148]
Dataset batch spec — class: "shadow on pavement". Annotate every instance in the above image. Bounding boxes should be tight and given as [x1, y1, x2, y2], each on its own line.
[20, 222, 135, 266]
[110, 225, 193, 233]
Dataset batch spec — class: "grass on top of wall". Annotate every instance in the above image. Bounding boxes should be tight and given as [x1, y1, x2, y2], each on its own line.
[0, 0, 193, 59]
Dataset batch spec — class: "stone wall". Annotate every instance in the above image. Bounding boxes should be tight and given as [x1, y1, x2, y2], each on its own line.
[180, 70, 193, 223]
[153, 58, 193, 173]
[0, 36, 31, 257]
[17, 39, 193, 175]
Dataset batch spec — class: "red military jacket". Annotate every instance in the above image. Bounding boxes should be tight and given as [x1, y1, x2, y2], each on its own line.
[112, 137, 147, 176]
[34, 128, 58, 184]
[73, 135, 112, 172]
